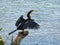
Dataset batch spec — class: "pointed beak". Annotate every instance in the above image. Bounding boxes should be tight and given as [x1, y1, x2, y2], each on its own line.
[33, 10, 38, 12]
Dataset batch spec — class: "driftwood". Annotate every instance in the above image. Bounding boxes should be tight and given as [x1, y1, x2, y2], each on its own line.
[11, 30, 29, 45]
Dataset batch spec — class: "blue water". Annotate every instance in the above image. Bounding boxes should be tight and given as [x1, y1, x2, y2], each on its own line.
[0, 0, 60, 45]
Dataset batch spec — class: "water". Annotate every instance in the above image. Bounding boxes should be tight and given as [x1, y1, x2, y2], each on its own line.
[0, 0, 60, 45]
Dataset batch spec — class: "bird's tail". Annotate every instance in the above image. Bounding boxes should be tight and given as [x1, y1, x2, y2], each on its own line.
[8, 29, 17, 35]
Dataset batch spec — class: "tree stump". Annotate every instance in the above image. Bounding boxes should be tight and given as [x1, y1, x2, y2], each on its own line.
[11, 30, 29, 45]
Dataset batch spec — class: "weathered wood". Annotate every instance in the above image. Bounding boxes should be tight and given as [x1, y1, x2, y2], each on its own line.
[11, 31, 29, 45]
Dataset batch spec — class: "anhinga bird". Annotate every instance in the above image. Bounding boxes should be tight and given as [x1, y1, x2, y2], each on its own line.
[8, 10, 40, 35]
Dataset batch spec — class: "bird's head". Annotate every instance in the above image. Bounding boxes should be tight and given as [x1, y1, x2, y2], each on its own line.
[27, 10, 38, 19]
[27, 10, 38, 16]
[29, 10, 38, 13]
[30, 10, 38, 12]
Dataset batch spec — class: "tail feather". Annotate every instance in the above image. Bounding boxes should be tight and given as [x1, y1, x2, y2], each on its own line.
[8, 29, 17, 35]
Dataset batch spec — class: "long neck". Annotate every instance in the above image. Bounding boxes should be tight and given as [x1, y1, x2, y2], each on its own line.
[27, 10, 33, 19]
[27, 14, 31, 19]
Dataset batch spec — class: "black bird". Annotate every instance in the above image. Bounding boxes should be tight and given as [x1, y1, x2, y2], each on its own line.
[8, 10, 40, 35]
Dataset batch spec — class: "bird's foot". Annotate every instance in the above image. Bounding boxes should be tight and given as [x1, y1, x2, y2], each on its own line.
[22, 30, 28, 36]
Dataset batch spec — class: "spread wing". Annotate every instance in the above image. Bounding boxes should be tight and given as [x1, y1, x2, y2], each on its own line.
[15, 15, 24, 27]
[23, 20, 40, 29]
